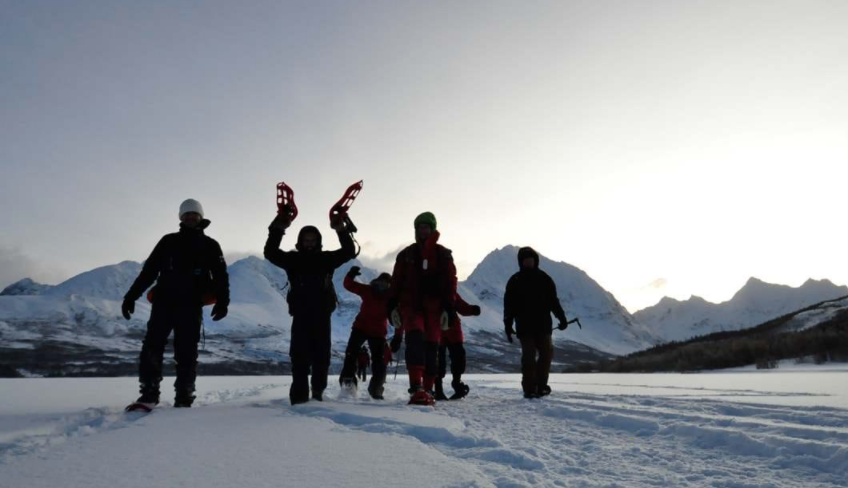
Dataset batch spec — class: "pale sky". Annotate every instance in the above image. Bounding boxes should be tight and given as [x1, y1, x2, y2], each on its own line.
[2, 1, 847, 312]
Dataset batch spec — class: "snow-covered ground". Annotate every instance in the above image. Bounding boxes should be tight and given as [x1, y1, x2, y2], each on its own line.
[1, 371, 847, 488]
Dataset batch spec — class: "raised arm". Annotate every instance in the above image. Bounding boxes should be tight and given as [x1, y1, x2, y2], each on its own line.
[263, 217, 294, 270]
[325, 229, 356, 270]
[343, 269, 370, 297]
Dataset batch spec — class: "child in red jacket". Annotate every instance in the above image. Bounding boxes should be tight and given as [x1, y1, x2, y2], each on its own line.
[436, 293, 480, 400]
[339, 266, 391, 399]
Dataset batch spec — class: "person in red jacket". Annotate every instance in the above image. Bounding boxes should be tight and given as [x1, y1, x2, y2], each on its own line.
[388, 212, 458, 406]
[338, 266, 391, 399]
[435, 292, 481, 400]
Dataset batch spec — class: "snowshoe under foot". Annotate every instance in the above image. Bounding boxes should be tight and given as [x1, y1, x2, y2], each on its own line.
[312, 391, 324, 402]
[523, 391, 541, 399]
[408, 390, 436, 406]
[340, 378, 358, 396]
[125, 401, 157, 413]
[537, 385, 552, 397]
[449, 381, 470, 400]
[367, 384, 384, 400]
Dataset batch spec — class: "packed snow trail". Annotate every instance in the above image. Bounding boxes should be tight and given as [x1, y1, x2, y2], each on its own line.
[1, 373, 847, 488]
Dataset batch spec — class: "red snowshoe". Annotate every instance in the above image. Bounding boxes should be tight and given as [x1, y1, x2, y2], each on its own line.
[408, 389, 436, 406]
[329, 180, 363, 232]
[125, 401, 156, 413]
[276, 182, 298, 221]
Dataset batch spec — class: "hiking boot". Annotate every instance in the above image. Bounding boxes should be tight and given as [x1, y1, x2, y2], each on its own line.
[537, 385, 552, 397]
[450, 380, 470, 400]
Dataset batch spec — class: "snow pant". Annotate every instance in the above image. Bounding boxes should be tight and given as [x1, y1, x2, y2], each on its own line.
[401, 302, 442, 392]
[437, 343, 466, 382]
[519, 333, 553, 395]
[138, 303, 202, 403]
[289, 313, 331, 404]
[340, 330, 386, 396]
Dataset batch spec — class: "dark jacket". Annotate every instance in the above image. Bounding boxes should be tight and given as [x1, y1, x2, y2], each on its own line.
[263, 225, 356, 317]
[503, 247, 566, 336]
[125, 220, 230, 307]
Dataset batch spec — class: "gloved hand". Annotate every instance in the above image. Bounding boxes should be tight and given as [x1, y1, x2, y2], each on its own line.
[211, 302, 228, 321]
[390, 333, 403, 353]
[121, 298, 135, 321]
[390, 308, 403, 330]
[470, 305, 481, 316]
[330, 213, 345, 231]
[504, 322, 516, 343]
[557, 321, 568, 331]
[270, 214, 291, 231]
[347, 266, 361, 278]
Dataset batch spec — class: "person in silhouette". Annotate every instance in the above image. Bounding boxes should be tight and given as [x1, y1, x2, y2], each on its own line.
[122, 199, 230, 410]
[503, 247, 568, 399]
[264, 212, 355, 405]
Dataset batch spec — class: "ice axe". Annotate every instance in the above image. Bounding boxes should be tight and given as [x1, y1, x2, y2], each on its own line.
[552, 317, 582, 332]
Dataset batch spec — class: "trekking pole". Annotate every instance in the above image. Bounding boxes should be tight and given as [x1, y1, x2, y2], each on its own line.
[552, 317, 582, 332]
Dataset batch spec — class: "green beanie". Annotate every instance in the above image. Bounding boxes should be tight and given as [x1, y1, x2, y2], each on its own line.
[414, 212, 437, 231]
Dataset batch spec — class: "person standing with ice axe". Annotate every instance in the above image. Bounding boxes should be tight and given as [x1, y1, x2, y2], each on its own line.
[503, 247, 569, 399]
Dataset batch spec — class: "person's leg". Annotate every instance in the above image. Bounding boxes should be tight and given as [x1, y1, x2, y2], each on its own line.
[519, 335, 540, 397]
[405, 329, 426, 391]
[340, 330, 366, 386]
[423, 341, 439, 392]
[172, 306, 203, 407]
[448, 343, 469, 399]
[434, 343, 448, 400]
[367, 337, 386, 399]
[289, 317, 311, 404]
[536, 333, 554, 395]
[137, 305, 174, 403]
[309, 314, 332, 400]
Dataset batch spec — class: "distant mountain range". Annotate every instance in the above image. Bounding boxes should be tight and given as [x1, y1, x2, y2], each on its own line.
[634, 278, 848, 342]
[1, 245, 844, 376]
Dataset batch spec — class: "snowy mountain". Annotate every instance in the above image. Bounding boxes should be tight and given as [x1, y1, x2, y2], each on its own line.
[634, 278, 848, 342]
[1, 278, 53, 296]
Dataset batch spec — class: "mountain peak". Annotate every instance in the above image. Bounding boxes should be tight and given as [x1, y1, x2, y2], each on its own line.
[1, 278, 53, 296]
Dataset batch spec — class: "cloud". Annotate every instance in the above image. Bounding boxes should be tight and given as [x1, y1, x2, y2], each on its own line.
[0, 245, 68, 289]
[644, 278, 668, 289]
[356, 242, 406, 274]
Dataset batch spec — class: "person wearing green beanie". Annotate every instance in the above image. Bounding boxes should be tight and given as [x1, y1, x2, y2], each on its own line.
[386, 211, 458, 406]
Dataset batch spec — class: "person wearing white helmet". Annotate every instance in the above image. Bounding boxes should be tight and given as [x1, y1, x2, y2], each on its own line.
[122, 198, 230, 411]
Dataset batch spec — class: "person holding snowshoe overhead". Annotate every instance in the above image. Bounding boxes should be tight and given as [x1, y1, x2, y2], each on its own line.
[264, 211, 356, 405]
[503, 247, 568, 399]
[435, 291, 481, 401]
[122, 199, 230, 411]
[338, 266, 391, 398]
[388, 212, 458, 406]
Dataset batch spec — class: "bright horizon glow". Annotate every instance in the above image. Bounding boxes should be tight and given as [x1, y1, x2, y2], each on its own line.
[2, 2, 847, 313]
